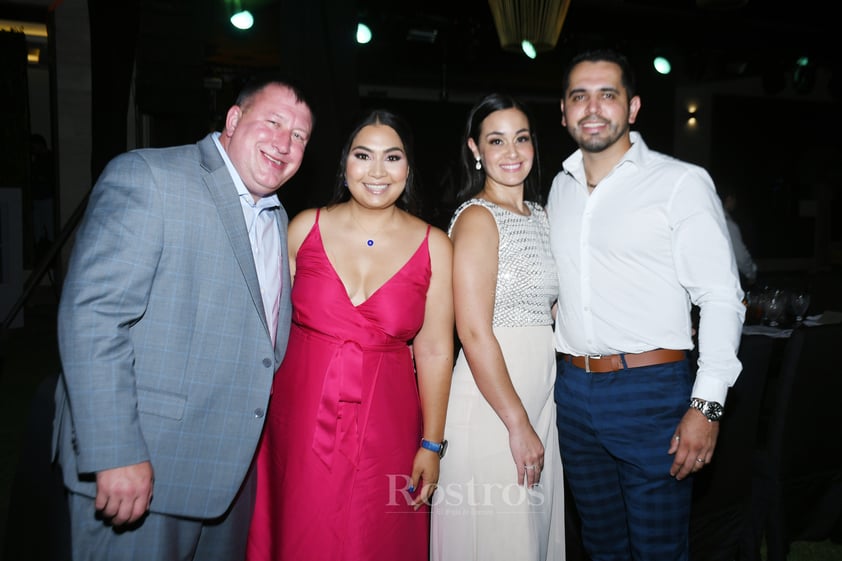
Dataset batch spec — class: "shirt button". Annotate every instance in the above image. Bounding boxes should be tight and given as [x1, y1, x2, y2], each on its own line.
[254, 408, 265, 419]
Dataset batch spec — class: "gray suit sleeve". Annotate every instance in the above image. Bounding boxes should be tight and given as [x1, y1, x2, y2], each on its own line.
[58, 151, 162, 474]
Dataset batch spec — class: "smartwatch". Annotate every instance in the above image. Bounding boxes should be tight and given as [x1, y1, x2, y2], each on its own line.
[420, 438, 448, 458]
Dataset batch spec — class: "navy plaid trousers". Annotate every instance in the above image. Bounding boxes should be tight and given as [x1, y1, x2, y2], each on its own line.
[555, 357, 693, 560]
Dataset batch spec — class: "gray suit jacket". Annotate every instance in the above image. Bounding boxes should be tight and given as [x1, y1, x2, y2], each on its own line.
[53, 134, 292, 519]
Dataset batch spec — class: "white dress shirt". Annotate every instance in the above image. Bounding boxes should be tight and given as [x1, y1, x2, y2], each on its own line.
[546, 132, 745, 404]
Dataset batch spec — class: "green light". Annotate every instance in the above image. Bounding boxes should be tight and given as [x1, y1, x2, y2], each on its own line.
[230, 10, 253, 30]
[356, 23, 372, 44]
[653, 56, 672, 75]
[521, 40, 537, 60]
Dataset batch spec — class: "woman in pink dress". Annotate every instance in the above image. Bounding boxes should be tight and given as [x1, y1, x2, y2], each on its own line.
[246, 110, 454, 561]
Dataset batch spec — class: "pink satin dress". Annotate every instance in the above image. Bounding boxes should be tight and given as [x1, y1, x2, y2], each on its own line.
[246, 210, 432, 561]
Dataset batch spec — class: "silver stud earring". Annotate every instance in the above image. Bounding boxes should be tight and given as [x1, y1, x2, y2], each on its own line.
[475, 157, 482, 171]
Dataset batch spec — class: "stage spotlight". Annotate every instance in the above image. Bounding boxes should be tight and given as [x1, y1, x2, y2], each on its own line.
[653, 56, 672, 75]
[521, 40, 537, 59]
[793, 56, 815, 94]
[356, 23, 372, 44]
[230, 10, 253, 30]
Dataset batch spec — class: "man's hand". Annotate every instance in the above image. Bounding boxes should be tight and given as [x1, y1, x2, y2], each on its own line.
[95, 461, 154, 525]
[668, 409, 719, 480]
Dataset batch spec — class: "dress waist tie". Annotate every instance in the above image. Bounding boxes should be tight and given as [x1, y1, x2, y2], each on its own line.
[310, 332, 408, 470]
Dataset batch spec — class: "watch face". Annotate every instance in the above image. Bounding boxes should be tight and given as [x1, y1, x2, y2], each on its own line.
[690, 398, 723, 421]
[704, 401, 724, 421]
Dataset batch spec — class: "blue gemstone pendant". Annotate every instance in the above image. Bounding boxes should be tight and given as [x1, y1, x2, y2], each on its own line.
[366, 239, 374, 247]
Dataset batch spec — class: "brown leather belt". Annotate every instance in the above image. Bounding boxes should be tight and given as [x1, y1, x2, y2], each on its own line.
[559, 349, 686, 373]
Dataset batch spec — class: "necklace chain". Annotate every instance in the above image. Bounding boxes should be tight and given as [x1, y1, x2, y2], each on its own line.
[349, 209, 390, 247]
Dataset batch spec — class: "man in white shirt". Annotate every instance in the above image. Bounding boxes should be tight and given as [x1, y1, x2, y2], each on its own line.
[547, 49, 745, 560]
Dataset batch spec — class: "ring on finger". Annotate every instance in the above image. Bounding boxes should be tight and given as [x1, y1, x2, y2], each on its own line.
[695, 458, 705, 464]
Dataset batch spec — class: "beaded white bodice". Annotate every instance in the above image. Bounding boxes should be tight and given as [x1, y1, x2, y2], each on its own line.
[449, 199, 558, 327]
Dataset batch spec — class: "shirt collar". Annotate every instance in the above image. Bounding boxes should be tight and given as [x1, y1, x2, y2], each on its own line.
[562, 130, 649, 182]
[212, 131, 280, 210]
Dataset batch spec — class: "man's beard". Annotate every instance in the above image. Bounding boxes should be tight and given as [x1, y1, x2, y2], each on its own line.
[573, 120, 629, 153]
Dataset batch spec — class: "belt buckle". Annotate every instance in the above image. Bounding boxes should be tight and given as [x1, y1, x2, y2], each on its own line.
[584, 354, 602, 373]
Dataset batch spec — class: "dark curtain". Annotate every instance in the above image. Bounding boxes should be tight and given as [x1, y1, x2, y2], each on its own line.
[88, 0, 140, 182]
[0, 30, 32, 267]
[275, 0, 361, 217]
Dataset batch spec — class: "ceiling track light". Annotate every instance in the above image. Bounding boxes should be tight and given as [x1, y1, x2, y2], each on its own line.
[793, 56, 816, 94]
[653, 56, 672, 75]
[229, 0, 253, 30]
[521, 40, 537, 59]
[356, 23, 372, 44]
[230, 11, 253, 30]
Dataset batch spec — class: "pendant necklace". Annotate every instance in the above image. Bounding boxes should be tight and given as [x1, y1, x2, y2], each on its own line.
[349, 210, 390, 247]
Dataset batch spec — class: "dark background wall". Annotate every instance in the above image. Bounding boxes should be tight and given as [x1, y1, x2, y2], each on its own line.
[709, 95, 842, 260]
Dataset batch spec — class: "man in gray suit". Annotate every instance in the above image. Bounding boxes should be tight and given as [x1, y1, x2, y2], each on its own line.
[53, 77, 314, 560]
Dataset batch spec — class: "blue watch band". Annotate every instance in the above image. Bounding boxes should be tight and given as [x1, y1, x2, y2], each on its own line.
[420, 438, 447, 458]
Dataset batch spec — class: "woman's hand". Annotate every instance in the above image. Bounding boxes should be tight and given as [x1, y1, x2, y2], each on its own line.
[409, 447, 441, 510]
[509, 423, 544, 487]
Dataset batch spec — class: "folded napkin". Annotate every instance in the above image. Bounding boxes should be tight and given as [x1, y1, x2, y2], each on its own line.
[742, 325, 793, 338]
[801, 311, 842, 327]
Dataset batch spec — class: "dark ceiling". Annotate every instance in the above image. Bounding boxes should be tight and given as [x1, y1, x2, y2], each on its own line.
[130, 0, 839, 102]
[354, 0, 836, 97]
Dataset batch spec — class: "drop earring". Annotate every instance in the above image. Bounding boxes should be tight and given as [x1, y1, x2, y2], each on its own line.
[475, 157, 482, 171]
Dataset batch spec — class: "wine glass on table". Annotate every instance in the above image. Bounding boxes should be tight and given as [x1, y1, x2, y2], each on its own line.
[790, 290, 811, 324]
[765, 290, 786, 327]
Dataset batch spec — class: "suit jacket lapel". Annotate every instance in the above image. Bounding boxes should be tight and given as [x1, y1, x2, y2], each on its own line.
[197, 135, 270, 335]
[272, 204, 291, 362]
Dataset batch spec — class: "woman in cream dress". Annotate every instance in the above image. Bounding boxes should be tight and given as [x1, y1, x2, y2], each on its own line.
[430, 93, 565, 561]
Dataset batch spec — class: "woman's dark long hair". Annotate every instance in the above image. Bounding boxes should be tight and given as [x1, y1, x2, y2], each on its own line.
[457, 93, 543, 205]
[327, 109, 420, 215]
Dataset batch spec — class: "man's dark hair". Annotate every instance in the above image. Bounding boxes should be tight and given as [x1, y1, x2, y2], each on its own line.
[235, 73, 315, 125]
[562, 49, 638, 100]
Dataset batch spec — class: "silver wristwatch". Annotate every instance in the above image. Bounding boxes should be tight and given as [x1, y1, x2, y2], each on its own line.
[689, 397, 723, 422]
